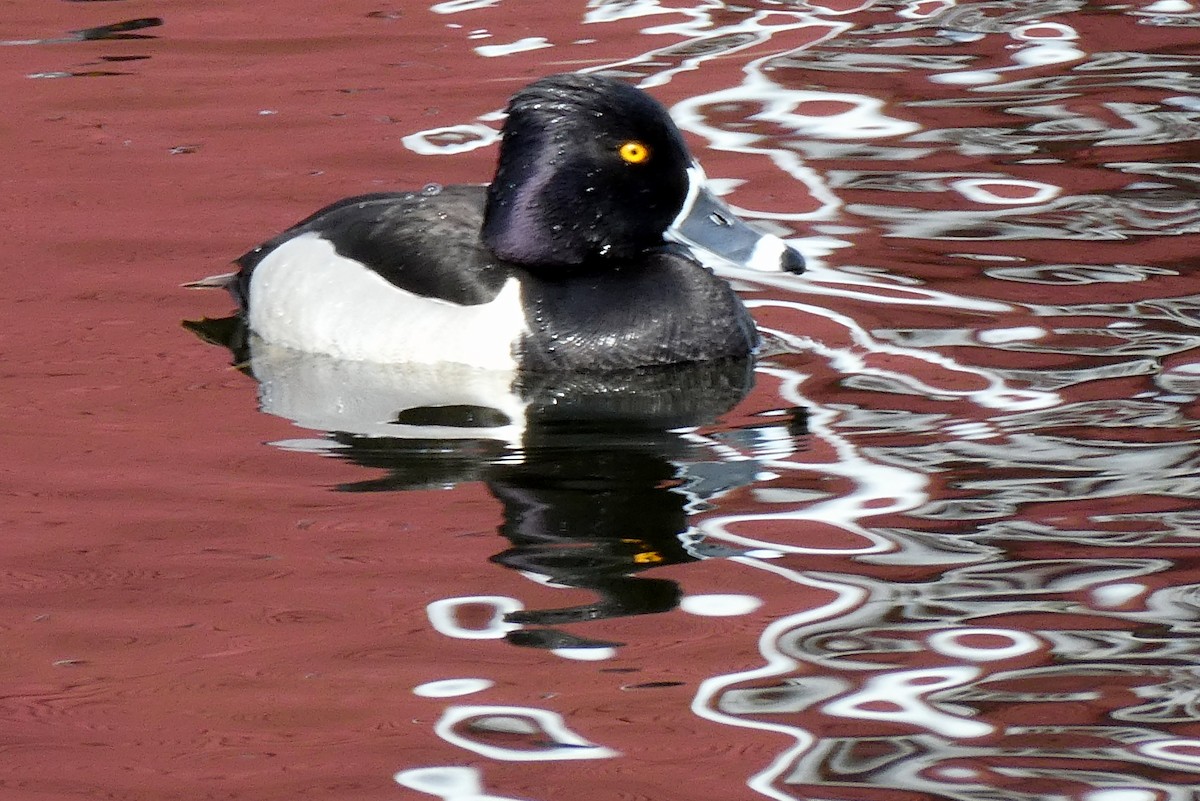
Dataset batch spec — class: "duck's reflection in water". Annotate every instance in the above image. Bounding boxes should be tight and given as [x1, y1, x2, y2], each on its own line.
[187, 317, 801, 650]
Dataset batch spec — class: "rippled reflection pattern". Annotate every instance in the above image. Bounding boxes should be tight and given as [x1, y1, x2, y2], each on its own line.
[676, 0, 1200, 794]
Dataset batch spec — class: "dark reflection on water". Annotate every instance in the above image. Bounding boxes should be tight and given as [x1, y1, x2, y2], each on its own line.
[8, 15, 162, 80]
[72, 18, 162, 41]
[2, 16, 162, 46]
[188, 318, 792, 644]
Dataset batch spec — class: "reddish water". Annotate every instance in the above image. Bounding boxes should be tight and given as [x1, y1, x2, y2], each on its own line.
[4, 2, 1200, 801]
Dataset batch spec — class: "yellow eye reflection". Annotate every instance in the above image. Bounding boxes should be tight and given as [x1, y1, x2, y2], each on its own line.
[618, 140, 651, 164]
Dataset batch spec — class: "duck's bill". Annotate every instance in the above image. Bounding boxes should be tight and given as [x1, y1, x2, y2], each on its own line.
[666, 165, 805, 274]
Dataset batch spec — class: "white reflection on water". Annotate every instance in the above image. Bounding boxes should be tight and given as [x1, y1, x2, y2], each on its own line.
[427, 596, 525, 640]
[752, 300, 1057, 410]
[822, 666, 993, 739]
[474, 37, 552, 57]
[396, 765, 533, 801]
[435, 705, 619, 761]
[415, 679, 497, 698]
[431, 0, 502, 13]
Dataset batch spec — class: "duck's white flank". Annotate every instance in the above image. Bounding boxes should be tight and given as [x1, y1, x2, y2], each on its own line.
[247, 232, 528, 368]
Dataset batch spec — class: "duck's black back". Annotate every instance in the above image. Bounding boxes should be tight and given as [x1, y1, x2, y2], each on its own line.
[236, 185, 513, 308]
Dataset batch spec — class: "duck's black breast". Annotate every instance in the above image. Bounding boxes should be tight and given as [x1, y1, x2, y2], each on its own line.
[236, 184, 513, 308]
[517, 250, 760, 371]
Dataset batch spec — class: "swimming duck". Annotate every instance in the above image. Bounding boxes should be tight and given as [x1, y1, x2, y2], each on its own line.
[195, 73, 804, 371]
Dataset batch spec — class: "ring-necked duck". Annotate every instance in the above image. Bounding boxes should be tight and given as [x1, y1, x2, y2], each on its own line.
[192, 73, 804, 371]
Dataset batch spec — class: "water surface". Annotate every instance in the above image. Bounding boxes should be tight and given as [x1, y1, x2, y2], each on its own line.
[3, 2, 1200, 800]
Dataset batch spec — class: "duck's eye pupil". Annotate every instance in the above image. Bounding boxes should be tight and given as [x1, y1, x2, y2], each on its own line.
[618, 141, 650, 164]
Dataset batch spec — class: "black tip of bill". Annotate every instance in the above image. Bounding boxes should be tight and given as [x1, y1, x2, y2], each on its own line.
[780, 244, 806, 275]
[667, 166, 805, 275]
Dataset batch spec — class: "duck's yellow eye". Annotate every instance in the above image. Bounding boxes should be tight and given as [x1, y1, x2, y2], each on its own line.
[618, 141, 650, 164]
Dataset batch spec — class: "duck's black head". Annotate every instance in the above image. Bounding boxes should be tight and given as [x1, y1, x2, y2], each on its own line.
[483, 73, 693, 267]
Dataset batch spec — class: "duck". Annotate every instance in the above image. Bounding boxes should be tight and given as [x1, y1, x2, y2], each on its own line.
[191, 73, 804, 371]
